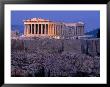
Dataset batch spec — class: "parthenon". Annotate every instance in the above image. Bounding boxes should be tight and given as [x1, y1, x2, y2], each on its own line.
[23, 18, 84, 39]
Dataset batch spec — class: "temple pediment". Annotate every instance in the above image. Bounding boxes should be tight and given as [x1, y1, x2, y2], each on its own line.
[23, 18, 51, 22]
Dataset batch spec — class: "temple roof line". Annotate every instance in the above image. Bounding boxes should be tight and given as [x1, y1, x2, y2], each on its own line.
[23, 18, 52, 22]
[23, 18, 84, 25]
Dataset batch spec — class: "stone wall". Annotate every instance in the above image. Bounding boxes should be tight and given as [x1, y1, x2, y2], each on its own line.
[81, 39, 100, 57]
[11, 38, 100, 57]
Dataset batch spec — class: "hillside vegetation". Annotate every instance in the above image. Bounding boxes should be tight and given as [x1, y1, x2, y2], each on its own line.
[11, 38, 100, 77]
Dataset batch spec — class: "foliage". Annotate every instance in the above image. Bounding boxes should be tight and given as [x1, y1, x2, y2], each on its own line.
[11, 38, 100, 77]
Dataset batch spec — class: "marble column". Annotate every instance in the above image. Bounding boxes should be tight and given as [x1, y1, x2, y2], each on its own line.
[51, 24, 52, 35]
[27, 25, 29, 35]
[25, 24, 26, 35]
[80, 26, 82, 35]
[76, 26, 78, 35]
[47, 24, 48, 35]
[39, 24, 41, 34]
[35, 24, 37, 34]
[41, 24, 43, 34]
[82, 26, 84, 35]
[47, 24, 48, 34]
[54, 24, 56, 35]
[73, 27, 75, 36]
[44, 24, 46, 34]
[26, 24, 28, 34]
[24, 24, 26, 35]
[75, 26, 77, 35]
[36, 24, 38, 34]
[56, 25, 58, 35]
[52, 24, 54, 35]
[79, 26, 81, 35]
[38, 24, 39, 34]
[34, 24, 36, 35]
[26, 24, 27, 35]
[77, 26, 79, 35]
[49, 24, 51, 35]
[53, 24, 55, 35]
[29, 24, 31, 34]
[31, 24, 32, 34]
[50, 24, 52, 35]
[78, 27, 80, 35]
[26, 24, 29, 34]
[48, 24, 49, 34]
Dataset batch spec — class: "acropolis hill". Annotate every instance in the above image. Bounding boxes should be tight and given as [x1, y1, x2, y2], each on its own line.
[23, 18, 84, 39]
[11, 18, 100, 77]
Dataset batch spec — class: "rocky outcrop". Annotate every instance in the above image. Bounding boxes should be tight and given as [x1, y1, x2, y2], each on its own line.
[81, 39, 100, 57]
[11, 38, 100, 77]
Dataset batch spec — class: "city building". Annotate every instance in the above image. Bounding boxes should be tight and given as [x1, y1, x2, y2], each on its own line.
[23, 18, 84, 39]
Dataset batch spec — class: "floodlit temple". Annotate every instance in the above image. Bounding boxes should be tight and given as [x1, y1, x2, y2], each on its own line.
[23, 18, 84, 39]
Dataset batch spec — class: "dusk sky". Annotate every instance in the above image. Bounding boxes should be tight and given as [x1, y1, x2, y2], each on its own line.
[11, 11, 100, 32]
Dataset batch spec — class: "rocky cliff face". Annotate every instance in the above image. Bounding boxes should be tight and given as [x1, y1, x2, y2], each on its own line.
[11, 38, 100, 77]
[81, 39, 100, 57]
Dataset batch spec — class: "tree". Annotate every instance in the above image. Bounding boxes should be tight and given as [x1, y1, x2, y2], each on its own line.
[97, 29, 100, 38]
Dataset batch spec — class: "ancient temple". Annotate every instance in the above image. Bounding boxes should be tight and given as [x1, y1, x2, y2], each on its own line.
[23, 18, 84, 39]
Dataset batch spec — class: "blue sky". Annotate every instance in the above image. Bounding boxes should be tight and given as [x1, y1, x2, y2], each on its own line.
[11, 11, 100, 32]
